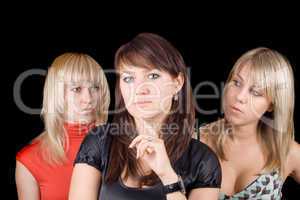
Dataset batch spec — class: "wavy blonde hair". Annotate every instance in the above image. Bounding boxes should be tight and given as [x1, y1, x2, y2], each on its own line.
[212, 47, 295, 177]
[37, 52, 110, 165]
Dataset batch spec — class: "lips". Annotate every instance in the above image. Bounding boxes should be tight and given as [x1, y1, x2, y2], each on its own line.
[230, 105, 243, 113]
[81, 107, 95, 113]
[135, 100, 152, 105]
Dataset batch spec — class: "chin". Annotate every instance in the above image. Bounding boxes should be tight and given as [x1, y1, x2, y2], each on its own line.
[224, 114, 245, 126]
[128, 109, 163, 121]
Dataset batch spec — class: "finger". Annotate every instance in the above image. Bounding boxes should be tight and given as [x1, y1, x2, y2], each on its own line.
[129, 135, 157, 148]
[138, 141, 152, 159]
[137, 139, 151, 159]
[129, 135, 145, 148]
[136, 139, 147, 158]
[146, 147, 153, 154]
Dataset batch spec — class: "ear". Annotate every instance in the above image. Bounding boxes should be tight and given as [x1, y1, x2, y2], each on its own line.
[267, 103, 273, 112]
[173, 73, 184, 94]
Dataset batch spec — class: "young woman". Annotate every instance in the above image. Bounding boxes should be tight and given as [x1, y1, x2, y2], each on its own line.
[200, 47, 300, 199]
[15, 53, 110, 200]
[69, 33, 222, 200]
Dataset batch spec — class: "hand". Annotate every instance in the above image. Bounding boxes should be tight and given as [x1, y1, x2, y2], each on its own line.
[129, 134, 178, 185]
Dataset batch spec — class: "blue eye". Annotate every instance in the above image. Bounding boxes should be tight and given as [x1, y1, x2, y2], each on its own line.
[250, 89, 262, 97]
[233, 80, 241, 87]
[123, 76, 134, 83]
[148, 73, 160, 80]
[71, 87, 81, 93]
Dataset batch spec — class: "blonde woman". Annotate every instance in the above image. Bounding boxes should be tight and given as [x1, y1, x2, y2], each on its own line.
[15, 53, 110, 200]
[200, 47, 300, 199]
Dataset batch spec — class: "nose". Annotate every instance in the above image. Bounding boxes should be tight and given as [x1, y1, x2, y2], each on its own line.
[236, 87, 248, 104]
[135, 81, 151, 95]
[81, 88, 92, 104]
[136, 86, 150, 95]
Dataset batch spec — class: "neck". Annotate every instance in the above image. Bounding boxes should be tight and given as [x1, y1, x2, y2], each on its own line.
[134, 117, 163, 137]
[230, 121, 260, 145]
[65, 118, 94, 124]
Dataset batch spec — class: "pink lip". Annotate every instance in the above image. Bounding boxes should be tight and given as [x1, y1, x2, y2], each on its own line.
[230, 106, 243, 113]
[81, 108, 95, 113]
[135, 100, 152, 105]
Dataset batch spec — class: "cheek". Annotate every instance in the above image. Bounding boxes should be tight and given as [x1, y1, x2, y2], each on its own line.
[120, 84, 134, 106]
[224, 88, 234, 105]
[66, 94, 77, 106]
[248, 99, 269, 118]
[159, 87, 173, 103]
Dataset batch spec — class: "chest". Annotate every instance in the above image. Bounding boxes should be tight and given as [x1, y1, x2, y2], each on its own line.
[220, 147, 266, 195]
[100, 180, 165, 200]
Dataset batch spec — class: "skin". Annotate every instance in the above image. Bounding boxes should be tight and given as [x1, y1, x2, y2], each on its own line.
[201, 64, 300, 197]
[16, 80, 99, 200]
[69, 65, 220, 200]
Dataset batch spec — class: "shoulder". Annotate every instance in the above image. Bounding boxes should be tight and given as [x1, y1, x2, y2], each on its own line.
[16, 141, 41, 163]
[16, 140, 42, 179]
[178, 138, 221, 174]
[287, 141, 300, 176]
[187, 139, 220, 165]
[75, 124, 112, 172]
[80, 124, 112, 147]
[178, 139, 222, 189]
[289, 141, 300, 156]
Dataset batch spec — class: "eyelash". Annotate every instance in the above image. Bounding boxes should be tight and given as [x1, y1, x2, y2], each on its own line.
[123, 76, 134, 83]
[232, 80, 262, 97]
[148, 73, 160, 80]
[71, 86, 99, 93]
[250, 88, 262, 96]
[71, 87, 81, 93]
[122, 73, 160, 83]
[232, 79, 241, 87]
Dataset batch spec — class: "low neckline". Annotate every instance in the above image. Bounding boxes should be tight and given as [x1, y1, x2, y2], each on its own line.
[220, 171, 282, 198]
[221, 175, 261, 197]
[118, 177, 160, 191]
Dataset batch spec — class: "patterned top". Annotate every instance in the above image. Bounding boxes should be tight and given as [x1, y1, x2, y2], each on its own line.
[219, 171, 283, 200]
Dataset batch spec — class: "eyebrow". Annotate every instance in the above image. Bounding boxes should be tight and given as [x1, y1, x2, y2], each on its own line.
[236, 73, 244, 81]
[119, 68, 157, 75]
[120, 70, 134, 75]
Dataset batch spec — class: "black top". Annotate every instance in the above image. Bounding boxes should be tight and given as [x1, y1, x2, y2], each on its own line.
[75, 124, 222, 200]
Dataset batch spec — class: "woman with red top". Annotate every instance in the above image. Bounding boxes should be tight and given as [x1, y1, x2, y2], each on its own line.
[15, 53, 110, 200]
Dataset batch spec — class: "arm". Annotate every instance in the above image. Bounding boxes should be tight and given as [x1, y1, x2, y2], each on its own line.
[161, 172, 219, 200]
[69, 163, 101, 200]
[288, 141, 300, 183]
[188, 188, 219, 200]
[15, 161, 40, 200]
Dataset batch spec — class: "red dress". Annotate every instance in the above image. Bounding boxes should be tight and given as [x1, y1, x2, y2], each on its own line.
[16, 122, 95, 200]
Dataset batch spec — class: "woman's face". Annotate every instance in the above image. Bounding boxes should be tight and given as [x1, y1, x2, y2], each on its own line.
[223, 64, 272, 127]
[119, 65, 183, 122]
[64, 81, 99, 123]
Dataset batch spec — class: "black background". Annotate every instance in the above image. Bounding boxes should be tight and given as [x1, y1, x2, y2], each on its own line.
[5, 8, 300, 199]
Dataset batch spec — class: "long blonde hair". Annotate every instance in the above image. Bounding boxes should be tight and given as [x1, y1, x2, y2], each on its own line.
[214, 47, 294, 177]
[37, 52, 110, 165]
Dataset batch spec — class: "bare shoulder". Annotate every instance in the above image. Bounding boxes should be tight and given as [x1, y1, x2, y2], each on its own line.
[286, 141, 300, 182]
[287, 141, 300, 166]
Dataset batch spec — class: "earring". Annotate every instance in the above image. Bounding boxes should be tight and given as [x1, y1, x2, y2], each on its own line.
[173, 93, 178, 101]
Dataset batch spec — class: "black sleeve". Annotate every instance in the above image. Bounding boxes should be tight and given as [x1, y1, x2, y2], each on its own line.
[74, 125, 111, 172]
[187, 140, 222, 189]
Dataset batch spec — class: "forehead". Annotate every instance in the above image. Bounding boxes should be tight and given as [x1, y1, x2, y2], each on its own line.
[119, 65, 159, 74]
[233, 63, 264, 88]
[65, 80, 96, 86]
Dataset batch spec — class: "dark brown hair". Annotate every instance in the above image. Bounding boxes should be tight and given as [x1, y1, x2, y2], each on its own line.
[105, 33, 195, 186]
